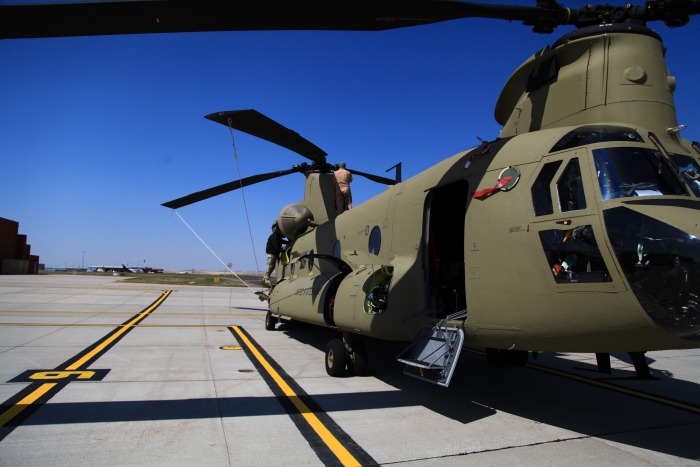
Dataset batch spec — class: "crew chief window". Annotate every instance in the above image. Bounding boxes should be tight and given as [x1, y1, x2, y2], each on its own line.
[539, 225, 611, 283]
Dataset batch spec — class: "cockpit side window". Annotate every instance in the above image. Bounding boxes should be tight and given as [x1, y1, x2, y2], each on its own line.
[557, 158, 586, 212]
[531, 161, 562, 216]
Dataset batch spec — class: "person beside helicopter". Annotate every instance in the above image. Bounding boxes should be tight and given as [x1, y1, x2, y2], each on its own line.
[334, 162, 353, 214]
[262, 221, 287, 288]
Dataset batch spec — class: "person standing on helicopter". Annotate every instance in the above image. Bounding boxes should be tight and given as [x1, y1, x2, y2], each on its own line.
[334, 162, 353, 214]
[262, 221, 287, 288]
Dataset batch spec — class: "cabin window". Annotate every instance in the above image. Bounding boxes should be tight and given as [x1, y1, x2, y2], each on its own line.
[557, 158, 587, 212]
[532, 160, 562, 216]
[308, 250, 314, 271]
[290, 262, 296, 275]
[539, 225, 611, 283]
[593, 147, 687, 200]
[369, 226, 381, 255]
[332, 240, 341, 258]
[670, 153, 700, 197]
[550, 125, 643, 153]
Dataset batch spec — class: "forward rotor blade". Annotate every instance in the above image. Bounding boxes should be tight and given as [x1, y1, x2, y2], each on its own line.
[0, 1, 549, 40]
[3, 1, 699, 40]
[347, 168, 396, 185]
[205, 110, 327, 164]
[162, 167, 297, 209]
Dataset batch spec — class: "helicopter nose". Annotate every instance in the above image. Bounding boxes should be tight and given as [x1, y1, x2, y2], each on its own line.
[603, 205, 700, 342]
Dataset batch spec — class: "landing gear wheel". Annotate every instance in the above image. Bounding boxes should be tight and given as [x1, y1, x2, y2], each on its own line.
[510, 350, 528, 367]
[485, 348, 512, 368]
[265, 310, 277, 331]
[347, 339, 368, 376]
[325, 339, 347, 377]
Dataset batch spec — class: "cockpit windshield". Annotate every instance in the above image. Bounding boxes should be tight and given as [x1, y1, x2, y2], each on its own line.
[592, 147, 688, 200]
[670, 153, 700, 197]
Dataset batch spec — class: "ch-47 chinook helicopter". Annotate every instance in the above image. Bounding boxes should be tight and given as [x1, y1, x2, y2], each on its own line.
[4, 0, 700, 386]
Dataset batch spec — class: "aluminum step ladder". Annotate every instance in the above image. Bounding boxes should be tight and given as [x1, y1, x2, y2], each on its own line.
[396, 310, 466, 387]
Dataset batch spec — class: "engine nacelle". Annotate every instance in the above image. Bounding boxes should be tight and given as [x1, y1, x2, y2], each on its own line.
[277, 204, 315, 240]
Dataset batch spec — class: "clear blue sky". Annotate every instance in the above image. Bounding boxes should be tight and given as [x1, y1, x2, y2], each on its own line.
[1, 1, 699, 271]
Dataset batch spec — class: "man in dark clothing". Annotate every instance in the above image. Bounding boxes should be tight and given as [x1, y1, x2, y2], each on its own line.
[262, 221, 287, 287]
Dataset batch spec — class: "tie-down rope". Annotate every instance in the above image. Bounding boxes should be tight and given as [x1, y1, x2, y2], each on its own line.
[174, 211, 259, 292]
[227, 118, 262, 278]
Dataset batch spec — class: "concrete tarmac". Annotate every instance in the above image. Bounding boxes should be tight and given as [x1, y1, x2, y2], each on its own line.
[0, 275, 699, 466]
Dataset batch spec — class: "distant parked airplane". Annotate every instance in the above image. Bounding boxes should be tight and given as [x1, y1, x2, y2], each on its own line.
[122, 264, 144, 273]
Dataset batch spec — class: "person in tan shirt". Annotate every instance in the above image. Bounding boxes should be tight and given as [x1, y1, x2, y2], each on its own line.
[334, 162, 353, 214]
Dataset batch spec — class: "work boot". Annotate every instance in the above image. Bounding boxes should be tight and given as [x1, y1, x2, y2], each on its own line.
[261, 277, 272, 288]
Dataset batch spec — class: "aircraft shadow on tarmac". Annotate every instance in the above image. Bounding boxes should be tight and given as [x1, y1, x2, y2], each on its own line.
[14, 321, 700, 461]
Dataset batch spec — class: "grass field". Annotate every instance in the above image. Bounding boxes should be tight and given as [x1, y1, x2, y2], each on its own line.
[121, 273, 252, 287]
[41, 271, 263, 287]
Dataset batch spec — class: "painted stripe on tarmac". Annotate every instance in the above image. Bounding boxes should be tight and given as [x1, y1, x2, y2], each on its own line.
[464, 347, 700, 415]
[0, 310, 266, 316]
[229, 326, 377, 467]
[0, 322, 259, 327]
[0, 290, 172, 442]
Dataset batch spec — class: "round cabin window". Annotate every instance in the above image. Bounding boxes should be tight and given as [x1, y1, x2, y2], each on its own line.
[368, 226, 381, 255]
[333, 240, 341, 258]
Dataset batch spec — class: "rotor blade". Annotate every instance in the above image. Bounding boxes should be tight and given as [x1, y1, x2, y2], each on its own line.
[347, 168, 396, 185]
[0, 1, 551, 40]
[205, 110, 327, 164]
[3, 1, 700, 40]
[162, 167, 298, 209]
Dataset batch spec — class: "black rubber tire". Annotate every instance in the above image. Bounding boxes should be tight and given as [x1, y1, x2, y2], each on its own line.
[347, 339, 369, 376]
[264, 310, 277, 331]
[485, 348, 512, 368]
[510, 350, 529, 367]
[325, 339, 346, 377]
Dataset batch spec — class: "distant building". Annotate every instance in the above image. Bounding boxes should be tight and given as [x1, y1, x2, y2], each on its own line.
[0, 217, 40, 274]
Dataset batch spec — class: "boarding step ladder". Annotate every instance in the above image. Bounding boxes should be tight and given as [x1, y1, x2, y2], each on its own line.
[396, 310, 467, 387]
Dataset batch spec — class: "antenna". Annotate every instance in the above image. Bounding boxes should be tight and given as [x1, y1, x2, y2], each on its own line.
[386, 163, 402, 183]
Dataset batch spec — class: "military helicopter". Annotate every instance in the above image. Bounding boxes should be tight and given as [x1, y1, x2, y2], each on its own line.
[5, 0, 700, 386]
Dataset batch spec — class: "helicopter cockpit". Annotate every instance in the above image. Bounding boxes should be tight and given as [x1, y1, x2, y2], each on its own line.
[532, 125, 700, 342]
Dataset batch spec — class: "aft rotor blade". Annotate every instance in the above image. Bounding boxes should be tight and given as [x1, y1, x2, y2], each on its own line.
[348, 168, 396, 185]
[205, 110, 327, 164]
[162, 167, 297, 209]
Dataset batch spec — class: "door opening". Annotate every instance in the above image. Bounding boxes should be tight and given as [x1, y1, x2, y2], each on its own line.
[424, 180, 468, 319]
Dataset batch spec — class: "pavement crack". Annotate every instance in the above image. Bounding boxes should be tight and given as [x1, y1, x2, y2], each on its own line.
[381, 435, 591, 465]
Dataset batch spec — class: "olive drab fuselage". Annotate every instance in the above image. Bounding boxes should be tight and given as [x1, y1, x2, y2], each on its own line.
[267, 25, 700, 354]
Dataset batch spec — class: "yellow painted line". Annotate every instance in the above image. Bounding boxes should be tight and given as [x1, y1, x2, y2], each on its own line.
[463, 348, 700, 414]
[0, 310, 265, 317]
[0, 284, 165, 293]
[65, 290, 171, 370]
[231, 326, 361, 467]
[0, 383, 56, 427]
[526, 362, 700, 414]
[0, 323, 250, 328]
